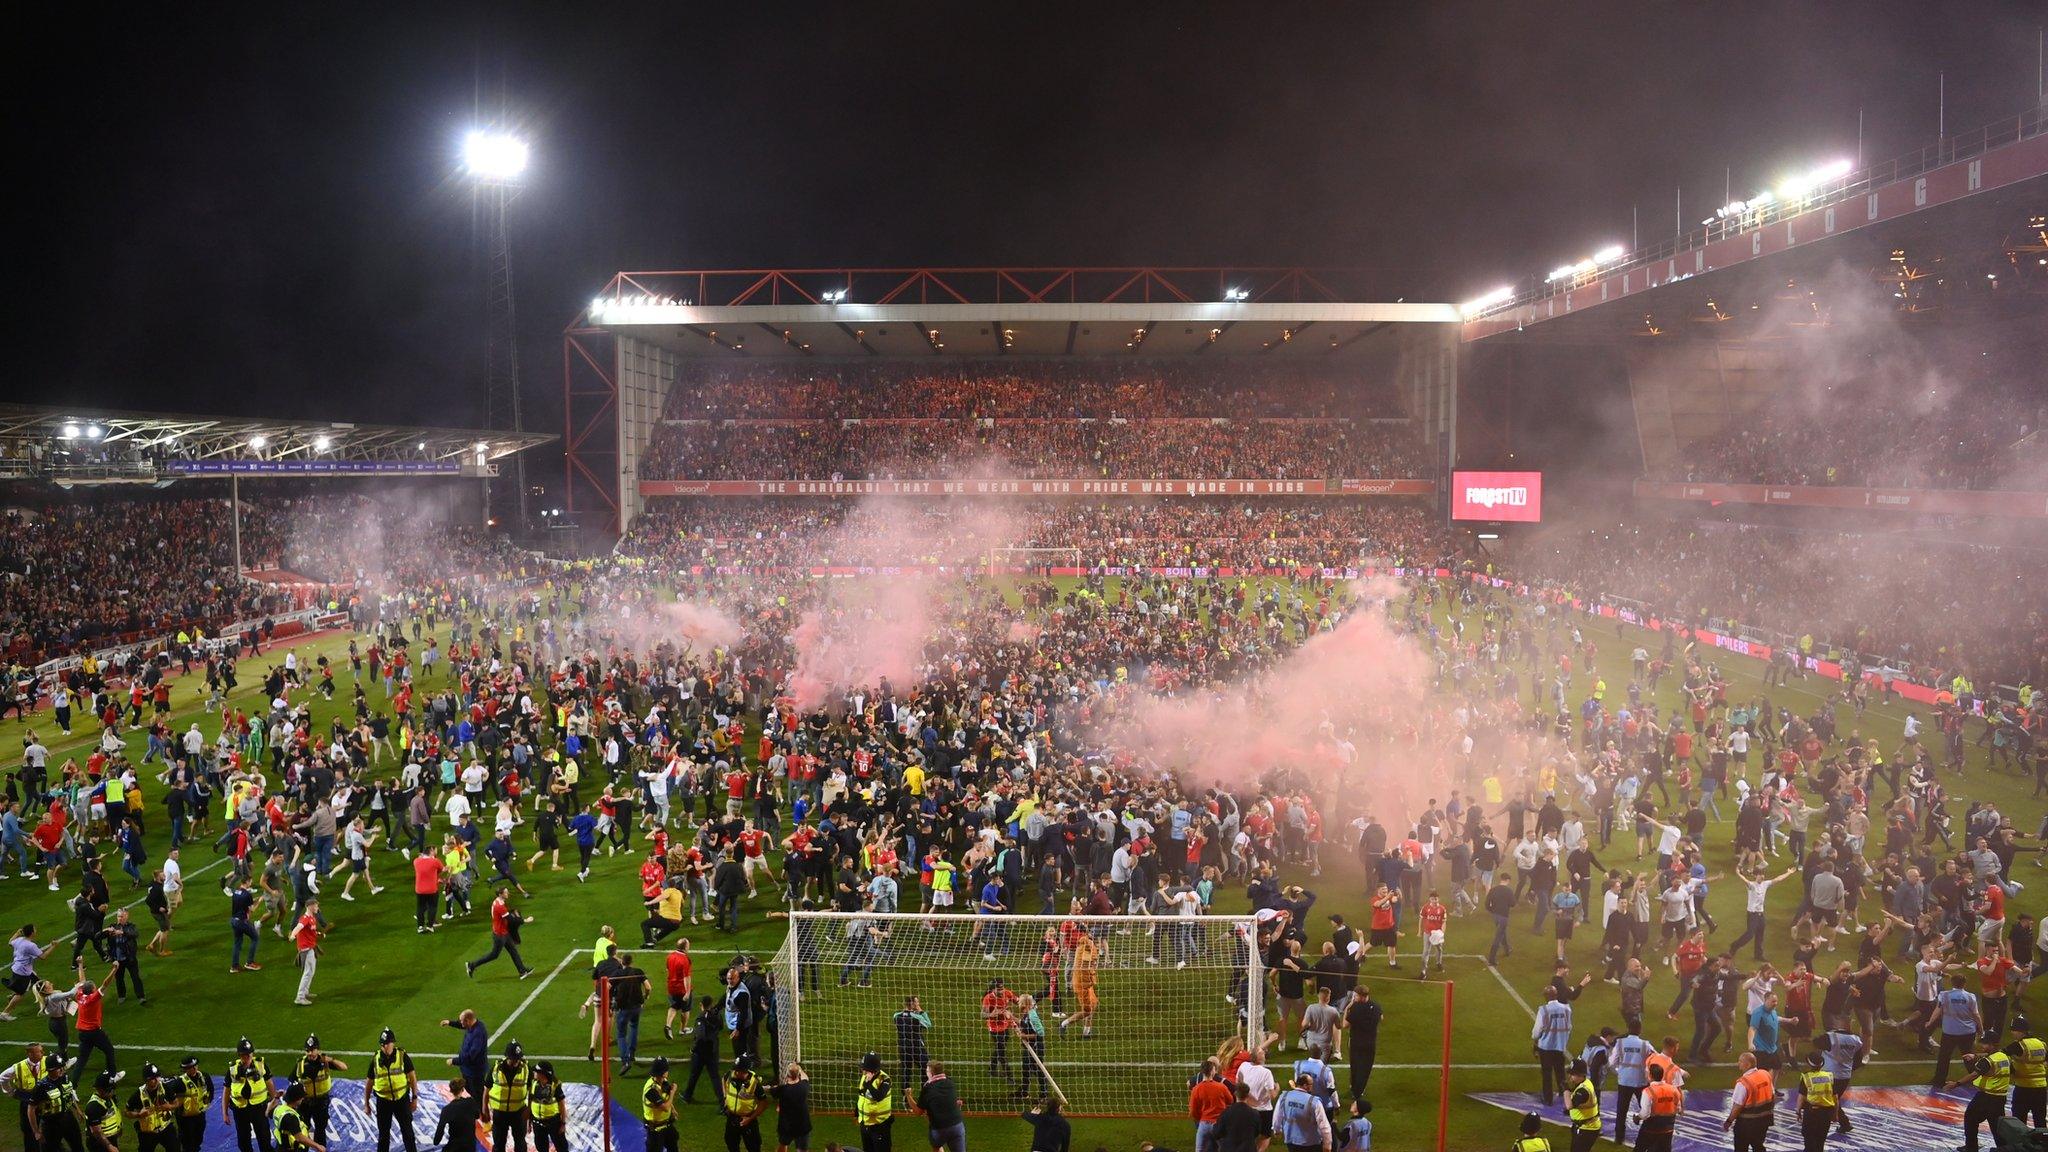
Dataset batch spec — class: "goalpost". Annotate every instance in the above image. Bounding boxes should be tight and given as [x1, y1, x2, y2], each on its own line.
[772, 911, 1262, 1116]
[987, 545, 1083, 578]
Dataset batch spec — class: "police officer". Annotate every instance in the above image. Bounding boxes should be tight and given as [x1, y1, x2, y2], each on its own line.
[2005, 1015, 2046, 1128]
[1562, 1060, 1600, 1152]
[292, 1036, 348, 1147]
[1795, 1051, 1835, 1152]
[1510, 1110, 1552, 1152]
[855, 1051, 892, 1152]
[361, 1029, 418, 1152]
[268, 1083, 319, 1151]
[34, 1054, 90, 1152]
[5, 1040, 51, 1151]
[124, 1065, 183, 1152]
[82, 1071, 123, 1152]
[641, 1057, 678, 1152]
[482, 1041, 531, 1152]
[1946, 1038, 2011, 1152]
[719, 1053, 768, 1152]
[172, 1058, 213, 1152]
[221, 1038, 273, 1152]
[527, 1062, 566, 1152]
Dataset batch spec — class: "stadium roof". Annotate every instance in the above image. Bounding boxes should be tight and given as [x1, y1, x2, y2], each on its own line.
[0, 402, 552, 481]
[572, 267, 1458, 359]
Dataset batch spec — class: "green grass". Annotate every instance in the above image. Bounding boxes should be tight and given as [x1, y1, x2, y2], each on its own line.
[0, 576, 2041, 1150]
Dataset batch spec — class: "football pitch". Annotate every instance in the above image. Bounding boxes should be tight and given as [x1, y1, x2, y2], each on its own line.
[1, 574, 2040, 1150]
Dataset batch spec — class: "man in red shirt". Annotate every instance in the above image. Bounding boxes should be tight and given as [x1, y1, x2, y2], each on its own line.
[293, 899, 323, 1006]
[70, 964, 120, 1086]
[735, 822, 771, 899]
[467, 887, 533, 981]
[1368, 885, 1400, 969]
[413, 852, 445, 934]
[724, 767, 750, 818]
[1976, 943, 2021, 1041]
[1419, 891, 1450, 975]
[982, 979, 1018, 1084]
[663, 939, 693, 1040]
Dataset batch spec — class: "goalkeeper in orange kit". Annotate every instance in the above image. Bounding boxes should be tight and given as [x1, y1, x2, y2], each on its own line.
[1057, 932, 1100, 1038]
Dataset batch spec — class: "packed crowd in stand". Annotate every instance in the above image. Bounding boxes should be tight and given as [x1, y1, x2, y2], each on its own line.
[0, 499, 289, 667]
[638, 362, 1432, 482]
[623, 499, 1464, 573]
[1516, 519, 2048, 690]
[658, 363, 1400, 421]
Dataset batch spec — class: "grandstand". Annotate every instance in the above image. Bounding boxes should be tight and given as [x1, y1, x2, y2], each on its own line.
[561, 268, 1460, 531]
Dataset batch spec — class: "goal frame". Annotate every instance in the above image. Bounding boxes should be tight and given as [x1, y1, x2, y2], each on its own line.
[987, 545, 1083, 577]
[773, 910, 1263, 1117]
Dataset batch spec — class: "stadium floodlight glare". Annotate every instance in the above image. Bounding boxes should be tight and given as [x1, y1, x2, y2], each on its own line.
[1779, 158, 1853, 201]
[84, 424, 103, 439]
[248, 435, 267, 449]
[1224, 287, 1250, 301]
[1592, 244, 1627, 264]
[463, 131, 529, 182]
[313, 435, 331, 451]
[60, 423, 79, 439]
[822, 288, 848, 304]
[1459, 286, 1515, 318]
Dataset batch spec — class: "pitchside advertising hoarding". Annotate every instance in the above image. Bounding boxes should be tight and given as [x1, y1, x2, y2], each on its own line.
[1450, 470, 1542, 522]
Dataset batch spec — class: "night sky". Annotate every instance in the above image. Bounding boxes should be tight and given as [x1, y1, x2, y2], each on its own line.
[16, 3, 2044, 433]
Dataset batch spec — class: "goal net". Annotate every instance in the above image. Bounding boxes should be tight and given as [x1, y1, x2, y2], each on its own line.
[772, 911, 1262, 1116]
[988, 545, 1082, 577]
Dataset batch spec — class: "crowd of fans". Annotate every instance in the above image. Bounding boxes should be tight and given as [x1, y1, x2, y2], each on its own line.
[0, 498, 290, 666]
[0, 491, 537, 670]
[639, 420, 1430, 481]
[624, 498, 1464, 573]
[658, 361, 1402, 420]
[1516, 519, 2048, 689]
[639, 362, 1432, 481]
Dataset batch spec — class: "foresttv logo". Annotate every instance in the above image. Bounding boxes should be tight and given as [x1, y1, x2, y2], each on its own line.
[1462, 484, 1529, 508]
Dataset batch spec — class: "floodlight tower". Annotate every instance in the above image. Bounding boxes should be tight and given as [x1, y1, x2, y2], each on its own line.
[464, 129, 530, 530]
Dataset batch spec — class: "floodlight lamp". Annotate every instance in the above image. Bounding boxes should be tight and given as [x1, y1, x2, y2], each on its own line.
[60, 423, 79, 439]
[85, 424, 103, 439]
[249, 435, 268, 449]
[463, 131, 530, 181]
[313, 435, 331, 451]
[1592, 245, 1626, 264]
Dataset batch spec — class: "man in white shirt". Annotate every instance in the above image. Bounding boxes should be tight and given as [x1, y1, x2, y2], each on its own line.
[1727, 866, 1797, 960]
[1236, 1047, 1279, 1123]
[443, 791, 473, 828]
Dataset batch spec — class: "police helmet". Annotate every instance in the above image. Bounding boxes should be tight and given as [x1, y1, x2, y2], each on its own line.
[860, 1052, 882, 1073]
[380, 1028, 398, 1046]
[237, 1037, 255, 1055]
[648, 1056, 670, 1077]
[505, 1040, 524, 1061]
[305, 1034, 321, 1051]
